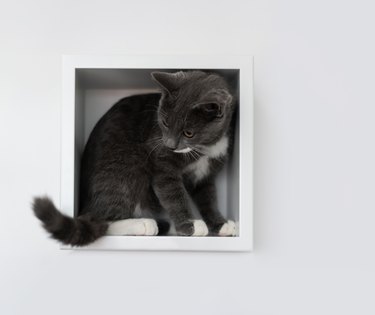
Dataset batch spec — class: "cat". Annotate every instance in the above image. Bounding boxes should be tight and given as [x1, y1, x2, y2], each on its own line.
[32, 70, 237, 246]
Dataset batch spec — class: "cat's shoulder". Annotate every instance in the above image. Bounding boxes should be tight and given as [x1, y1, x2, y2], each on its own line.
[102, 93, 162, 121]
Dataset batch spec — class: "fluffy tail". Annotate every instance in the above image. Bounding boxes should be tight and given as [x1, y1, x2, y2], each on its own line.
[32, 197, 108, 246]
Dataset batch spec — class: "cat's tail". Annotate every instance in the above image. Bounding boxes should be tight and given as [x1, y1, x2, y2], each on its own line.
[32, 197, 108, 246]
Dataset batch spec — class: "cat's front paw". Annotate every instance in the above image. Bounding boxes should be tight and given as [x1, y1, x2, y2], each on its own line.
[176, 220, 209, 236]
[218, 220, 237, 237]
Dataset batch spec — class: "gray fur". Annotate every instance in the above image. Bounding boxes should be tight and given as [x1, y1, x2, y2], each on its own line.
[33, 71, 237, 245]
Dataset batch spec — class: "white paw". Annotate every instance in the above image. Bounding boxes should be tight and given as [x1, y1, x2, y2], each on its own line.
[106, 218, 158, 236]
[142, 218, 159, 236]
[192, 220, 209, 236]
[218, 220, 236, 236]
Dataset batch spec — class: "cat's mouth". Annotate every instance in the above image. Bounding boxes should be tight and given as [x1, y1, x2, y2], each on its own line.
[173, 147, 192, 154]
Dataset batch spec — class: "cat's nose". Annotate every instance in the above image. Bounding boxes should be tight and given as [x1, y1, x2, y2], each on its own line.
[164, 138, 178, 150]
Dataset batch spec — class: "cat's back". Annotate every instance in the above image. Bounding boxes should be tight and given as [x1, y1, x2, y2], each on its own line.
[80, 93, 161, 208]
[89, 93, 161, 144]
[108, 92, 161, 127]
[81, 93, 161, 173]
[114, 93, 161, 115]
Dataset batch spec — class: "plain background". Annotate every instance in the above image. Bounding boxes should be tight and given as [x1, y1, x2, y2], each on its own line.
[1, 0, 374, 314]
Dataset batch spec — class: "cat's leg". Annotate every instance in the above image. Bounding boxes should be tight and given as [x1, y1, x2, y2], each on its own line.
[139, 188, 170, 235]
[153, 175, 208, 236]
[83, 202, 159, 236]
[85, 163, 163, 236]
[186, 178, 236, 236]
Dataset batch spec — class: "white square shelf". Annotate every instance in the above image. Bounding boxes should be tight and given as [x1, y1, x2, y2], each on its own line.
[61, 55, 253, 251]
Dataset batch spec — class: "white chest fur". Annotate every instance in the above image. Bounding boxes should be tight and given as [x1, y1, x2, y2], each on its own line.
[184, 136, 229, 183]
[184, 155, 211, 182]
[205, 136, 229, 158]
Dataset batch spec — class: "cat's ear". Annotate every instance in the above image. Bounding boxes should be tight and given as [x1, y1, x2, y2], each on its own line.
[151, 71, 185, 94]
[193, 89, 233, 118]
[193, 102, 223, 119]
[194, 88, 233, 119]
[211, 88, 233, 106]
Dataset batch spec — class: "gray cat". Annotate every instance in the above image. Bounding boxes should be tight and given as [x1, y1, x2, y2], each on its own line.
[32, 70, 237, 246]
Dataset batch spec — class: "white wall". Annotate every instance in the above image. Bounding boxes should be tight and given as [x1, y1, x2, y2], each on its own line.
[1, 0, 374, 314]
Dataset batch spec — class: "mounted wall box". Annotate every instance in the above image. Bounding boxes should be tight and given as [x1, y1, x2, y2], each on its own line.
[61, 55, 253, 251]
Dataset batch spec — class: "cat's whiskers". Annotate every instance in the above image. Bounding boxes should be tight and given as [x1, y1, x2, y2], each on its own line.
[186, 152, 193, 163]
[188, 150, 199, 162]
[158, 110, 167, 119]
[146, 134, 164, 156]
[146, 140, 163, 161]
[147, 136, 162, 143]
[192, 147, 205, 155]
[180, 150, 195, 163]
[190, 150, 199, 160]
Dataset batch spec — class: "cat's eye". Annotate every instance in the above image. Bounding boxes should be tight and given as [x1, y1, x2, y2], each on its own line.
[162, 120, 169, 128]
[183, 130, 194, 138]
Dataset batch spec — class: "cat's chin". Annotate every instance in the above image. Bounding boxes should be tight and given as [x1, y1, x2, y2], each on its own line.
[173, 147, 192, 154]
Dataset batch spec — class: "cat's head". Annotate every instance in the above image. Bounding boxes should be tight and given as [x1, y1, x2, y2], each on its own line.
[151, 71, 235, 156]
